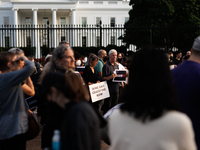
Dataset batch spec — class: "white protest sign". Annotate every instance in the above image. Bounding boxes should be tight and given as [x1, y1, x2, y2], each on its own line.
[89, 81, 110, 103]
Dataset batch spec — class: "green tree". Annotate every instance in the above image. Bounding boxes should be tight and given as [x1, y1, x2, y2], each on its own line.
[123, 0, 200, 52]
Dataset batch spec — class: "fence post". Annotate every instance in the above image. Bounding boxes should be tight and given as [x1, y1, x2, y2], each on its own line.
[100, 20, 102, 48]
[47, 20, 50, 54]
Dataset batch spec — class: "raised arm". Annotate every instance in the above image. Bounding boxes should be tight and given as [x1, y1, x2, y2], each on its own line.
[22, 77, 35, 96]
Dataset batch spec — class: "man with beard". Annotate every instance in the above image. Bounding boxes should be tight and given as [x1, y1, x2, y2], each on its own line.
[94, 49, 107, 81]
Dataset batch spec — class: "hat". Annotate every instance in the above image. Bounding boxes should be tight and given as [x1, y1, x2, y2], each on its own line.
[192, 36, 200, 51]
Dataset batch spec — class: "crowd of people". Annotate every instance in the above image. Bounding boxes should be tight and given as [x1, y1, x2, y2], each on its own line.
[0, 36, 200, 150]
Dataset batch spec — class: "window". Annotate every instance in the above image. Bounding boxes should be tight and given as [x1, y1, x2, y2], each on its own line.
[111, 36, 115, 45]
[82, 17, 87, 27]
[110, 17, 115, 27]
[60, 17, 65, 27]
[43, 17, 48, 27]
[4, 17, 9, 27]
[26, 17, 31, 26]
[125, 17, 129, 23]
[5, 37, 9, 48]
[96, 17, 101, 27]
[96, 36, 100, 47]
[82, 36, 86, 47]
[26, 37, 31, 47]
[25, 17, 31, 46]
[61, 36, 65, 41]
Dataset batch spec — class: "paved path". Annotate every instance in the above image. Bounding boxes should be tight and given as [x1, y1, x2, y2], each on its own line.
[26, 117, 110, 150]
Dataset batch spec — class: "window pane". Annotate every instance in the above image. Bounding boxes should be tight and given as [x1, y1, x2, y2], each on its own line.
[60, 17, 65, 27]
[96, 17, 101, 27]
[82, 36, 86, 47]
[27, 37, 31, 47]
[4, 17, 9, 27]
[26, 17, 31, 27]
[43, 17, 48, 27]
[5, 37, 9, 47]
[110, 17, 115, 27]
[82, 17, 87, 27]
[96, 36, 100, 47]
[111, 36, 115, 45]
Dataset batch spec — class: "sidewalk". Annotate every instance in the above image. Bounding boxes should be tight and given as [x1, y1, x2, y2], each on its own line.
[26, 117, 110, 150]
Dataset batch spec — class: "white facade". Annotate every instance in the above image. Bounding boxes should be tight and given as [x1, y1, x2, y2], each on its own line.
[0, 0, 131, 57]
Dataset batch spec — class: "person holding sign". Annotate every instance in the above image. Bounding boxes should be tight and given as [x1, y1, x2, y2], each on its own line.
[83, 53, 104, 112]
[102, 49, 120, 114]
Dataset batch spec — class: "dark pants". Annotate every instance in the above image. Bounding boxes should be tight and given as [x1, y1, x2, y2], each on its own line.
[102, 92, 119, 115]
[0, 132, 27, 150]
[92, 99, 104, 114]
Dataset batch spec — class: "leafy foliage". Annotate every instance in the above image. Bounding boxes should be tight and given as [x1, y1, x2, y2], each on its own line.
[124, 0, 200, 52]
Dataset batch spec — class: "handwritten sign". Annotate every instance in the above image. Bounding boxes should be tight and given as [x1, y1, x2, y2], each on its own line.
[89, 81, 110, 103]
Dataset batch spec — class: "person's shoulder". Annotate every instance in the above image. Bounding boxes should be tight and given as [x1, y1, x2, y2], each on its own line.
[71, 101, 94, 114]
[83, 65, 90, 71]
[109, 108, 125, 121]
[164, 111, 193, 129]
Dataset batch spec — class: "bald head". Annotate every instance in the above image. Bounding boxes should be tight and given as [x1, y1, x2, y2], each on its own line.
[98, 49, 107, 60]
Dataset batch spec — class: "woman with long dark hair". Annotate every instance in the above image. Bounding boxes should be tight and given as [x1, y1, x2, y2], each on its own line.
[108, 47, 196, 150]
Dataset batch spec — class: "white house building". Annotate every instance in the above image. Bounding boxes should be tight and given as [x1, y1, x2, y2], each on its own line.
[0, 0, 131, 57]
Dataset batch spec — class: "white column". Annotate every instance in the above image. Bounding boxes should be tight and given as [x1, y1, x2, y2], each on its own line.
[12, 8, 18, 47]
[52, 8, 57, 48]
[71, 8, 76, 47]
[32, 9, 40, 58]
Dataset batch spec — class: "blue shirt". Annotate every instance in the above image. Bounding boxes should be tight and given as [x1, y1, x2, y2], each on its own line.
[0, 60, 35, 140]
[94, 57, 104, 81]
[171, 60, 200, 149]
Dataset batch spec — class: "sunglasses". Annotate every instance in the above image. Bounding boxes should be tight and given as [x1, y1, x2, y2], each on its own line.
[15, 48, 22, 55]
[11, 58, 24, 64]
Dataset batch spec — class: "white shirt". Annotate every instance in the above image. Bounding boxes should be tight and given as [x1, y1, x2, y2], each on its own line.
[109, 110, 196, 150]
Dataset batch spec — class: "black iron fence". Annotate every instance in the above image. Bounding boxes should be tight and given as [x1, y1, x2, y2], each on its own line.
[0, 24, 200, 58]
[0, 24, 126, 57]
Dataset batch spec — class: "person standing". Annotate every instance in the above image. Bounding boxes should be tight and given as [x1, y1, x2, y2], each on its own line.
[0, 52, 35, 150]
[83, 53, 99, 85]
[102, 49, 119, 114]
[174, 51, 182, 66]
[108, 47, 196, 150]
[94, 49, 107, 81]
[41, 72, 106, 150]
[172, 36, 200, 149]
[83, 53, 102, 111]
[39, 45, 76, 149]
